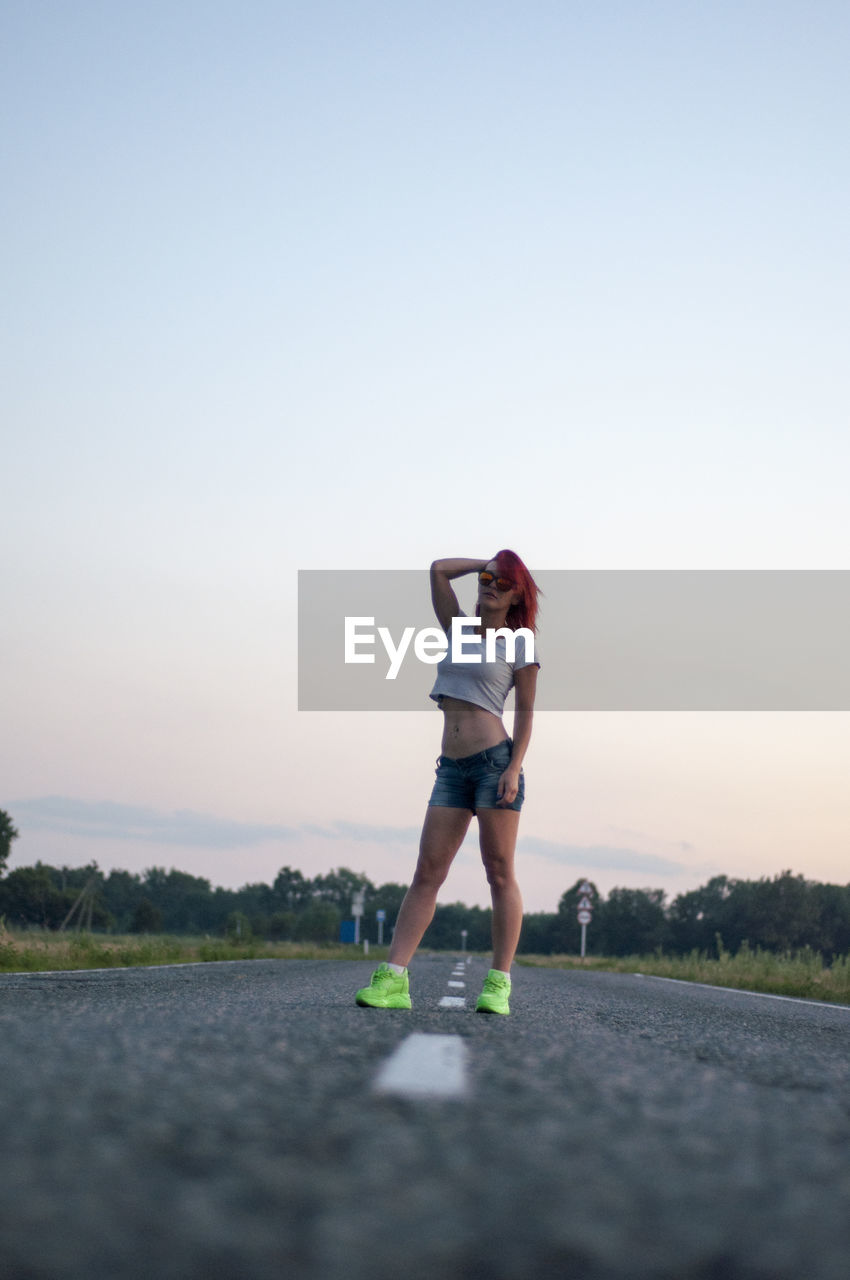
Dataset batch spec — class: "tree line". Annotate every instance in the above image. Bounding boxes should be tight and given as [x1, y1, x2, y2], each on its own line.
[3, 805, 848, 956]
[2, 857, 849, 959]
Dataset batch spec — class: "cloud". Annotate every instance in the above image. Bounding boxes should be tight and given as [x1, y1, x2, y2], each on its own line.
[11, 796, 299, 850]
[10, 798, 694, 879]
[300, 819, 422, 845]
[518, 835, 688, 877]
[10, 797, 422, 853]
[605, 824, 695, 858]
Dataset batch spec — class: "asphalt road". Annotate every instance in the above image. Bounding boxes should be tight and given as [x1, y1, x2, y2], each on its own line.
[1, 955, 849, 1280]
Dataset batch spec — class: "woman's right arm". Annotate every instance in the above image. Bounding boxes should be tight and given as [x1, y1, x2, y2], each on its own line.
[430, 558, 489, 632]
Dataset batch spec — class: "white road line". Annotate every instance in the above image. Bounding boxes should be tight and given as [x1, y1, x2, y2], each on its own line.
[439, 996, 466, 1008]
[447, 980, 465, 988]
[634, 973, 850, 1013]
[373, 1033, 468, 1097]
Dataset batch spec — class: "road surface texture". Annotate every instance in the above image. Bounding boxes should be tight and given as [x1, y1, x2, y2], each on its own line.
[1, 954, 849, 1279]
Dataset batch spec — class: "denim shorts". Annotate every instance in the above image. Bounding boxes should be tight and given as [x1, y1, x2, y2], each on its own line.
[427, 738, 525, 814]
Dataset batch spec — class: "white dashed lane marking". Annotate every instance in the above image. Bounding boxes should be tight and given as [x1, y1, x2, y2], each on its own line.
[372, 1033, 468, 1098]
[444, 959, 468, 1007]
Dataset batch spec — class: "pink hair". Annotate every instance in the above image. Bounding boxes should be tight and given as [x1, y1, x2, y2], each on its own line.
[488, 549, 540, 632]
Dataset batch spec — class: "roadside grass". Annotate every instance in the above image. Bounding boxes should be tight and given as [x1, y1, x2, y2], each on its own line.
[517, 943, 850, 1005]
[3, 924, 848, 1005]
[0, 925, 388, 973]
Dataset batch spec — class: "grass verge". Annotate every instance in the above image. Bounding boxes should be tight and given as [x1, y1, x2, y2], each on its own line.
[0, 927, 388, 973]
[4, 927, 848, 1005]
[517, 943, 850, 1005]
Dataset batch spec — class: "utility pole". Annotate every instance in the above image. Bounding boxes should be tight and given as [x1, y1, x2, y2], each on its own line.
[60, 876, 99, 932]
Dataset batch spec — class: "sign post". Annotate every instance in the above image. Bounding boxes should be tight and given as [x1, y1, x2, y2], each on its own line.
[351, 890, 365, 946]
[577, 881, 594, 960]
[376, 908, 386, 946]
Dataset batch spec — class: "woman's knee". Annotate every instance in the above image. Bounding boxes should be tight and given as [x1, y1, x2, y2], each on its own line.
[482, 854, 516, 893]
[412, 855, 452, 891]
[414, 809, 471, 889]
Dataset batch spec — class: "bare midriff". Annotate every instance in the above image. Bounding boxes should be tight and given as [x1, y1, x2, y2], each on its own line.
[437, 695, 509, 758]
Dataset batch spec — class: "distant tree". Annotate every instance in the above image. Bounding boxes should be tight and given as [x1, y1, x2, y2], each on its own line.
[142, 867, 216, 933]
[267, 911, 298, 940]
[0, 809, 19, 874]
[370, 882, 408, 918]
[811, 882, 850, 957]
[130, 898, 163, 934]
[668, 875, 735, 955]
[518, 911, 570, 955]
[598, 887, 668, 956]
[422, 903, 492, 951]
[670, 872, 818, 957]
[228, 881, 275, 937]
[667, 872, 850, 959]
[231, 881, 275, 918]
[294, 902, 341, 943]
[211, 885, 240, 931]
[102, 869, 146, 932]
[272, 866, 311, 912]
[310, 868, 375, 914]
[733, 871, 820, 953]
[0, 864, 73, 929]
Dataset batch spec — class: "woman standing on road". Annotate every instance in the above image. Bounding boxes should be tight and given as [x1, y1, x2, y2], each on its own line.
[356, 551, 541, 1016]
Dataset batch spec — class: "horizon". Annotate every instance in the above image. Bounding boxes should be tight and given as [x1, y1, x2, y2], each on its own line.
[4, 793, 846, 917]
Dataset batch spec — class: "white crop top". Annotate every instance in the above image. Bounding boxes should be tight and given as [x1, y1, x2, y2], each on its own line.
[429, 614, 540, 717]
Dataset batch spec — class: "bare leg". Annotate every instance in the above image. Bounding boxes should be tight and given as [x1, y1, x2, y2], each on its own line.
[477, 808, 523, 971]
[388, 806, 472, 967]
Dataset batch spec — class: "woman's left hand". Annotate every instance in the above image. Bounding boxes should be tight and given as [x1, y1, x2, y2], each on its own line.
[497, 765, 521, 806]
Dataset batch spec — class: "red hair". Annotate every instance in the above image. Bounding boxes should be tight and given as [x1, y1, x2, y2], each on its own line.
[487, 549, 541, 633]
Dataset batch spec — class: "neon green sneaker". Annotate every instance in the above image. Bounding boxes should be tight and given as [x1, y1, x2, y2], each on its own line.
[476, 969, 511, 1015]
[355, 962, 412, 1009]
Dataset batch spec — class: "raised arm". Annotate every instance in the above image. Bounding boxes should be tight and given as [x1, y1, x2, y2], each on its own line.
[430, 558, 489, 633]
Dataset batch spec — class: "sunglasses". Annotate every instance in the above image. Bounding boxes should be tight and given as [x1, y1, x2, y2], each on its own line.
[478, 571, 515, 593]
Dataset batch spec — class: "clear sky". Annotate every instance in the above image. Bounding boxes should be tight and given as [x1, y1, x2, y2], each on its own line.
[3, 1, 849, 913]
